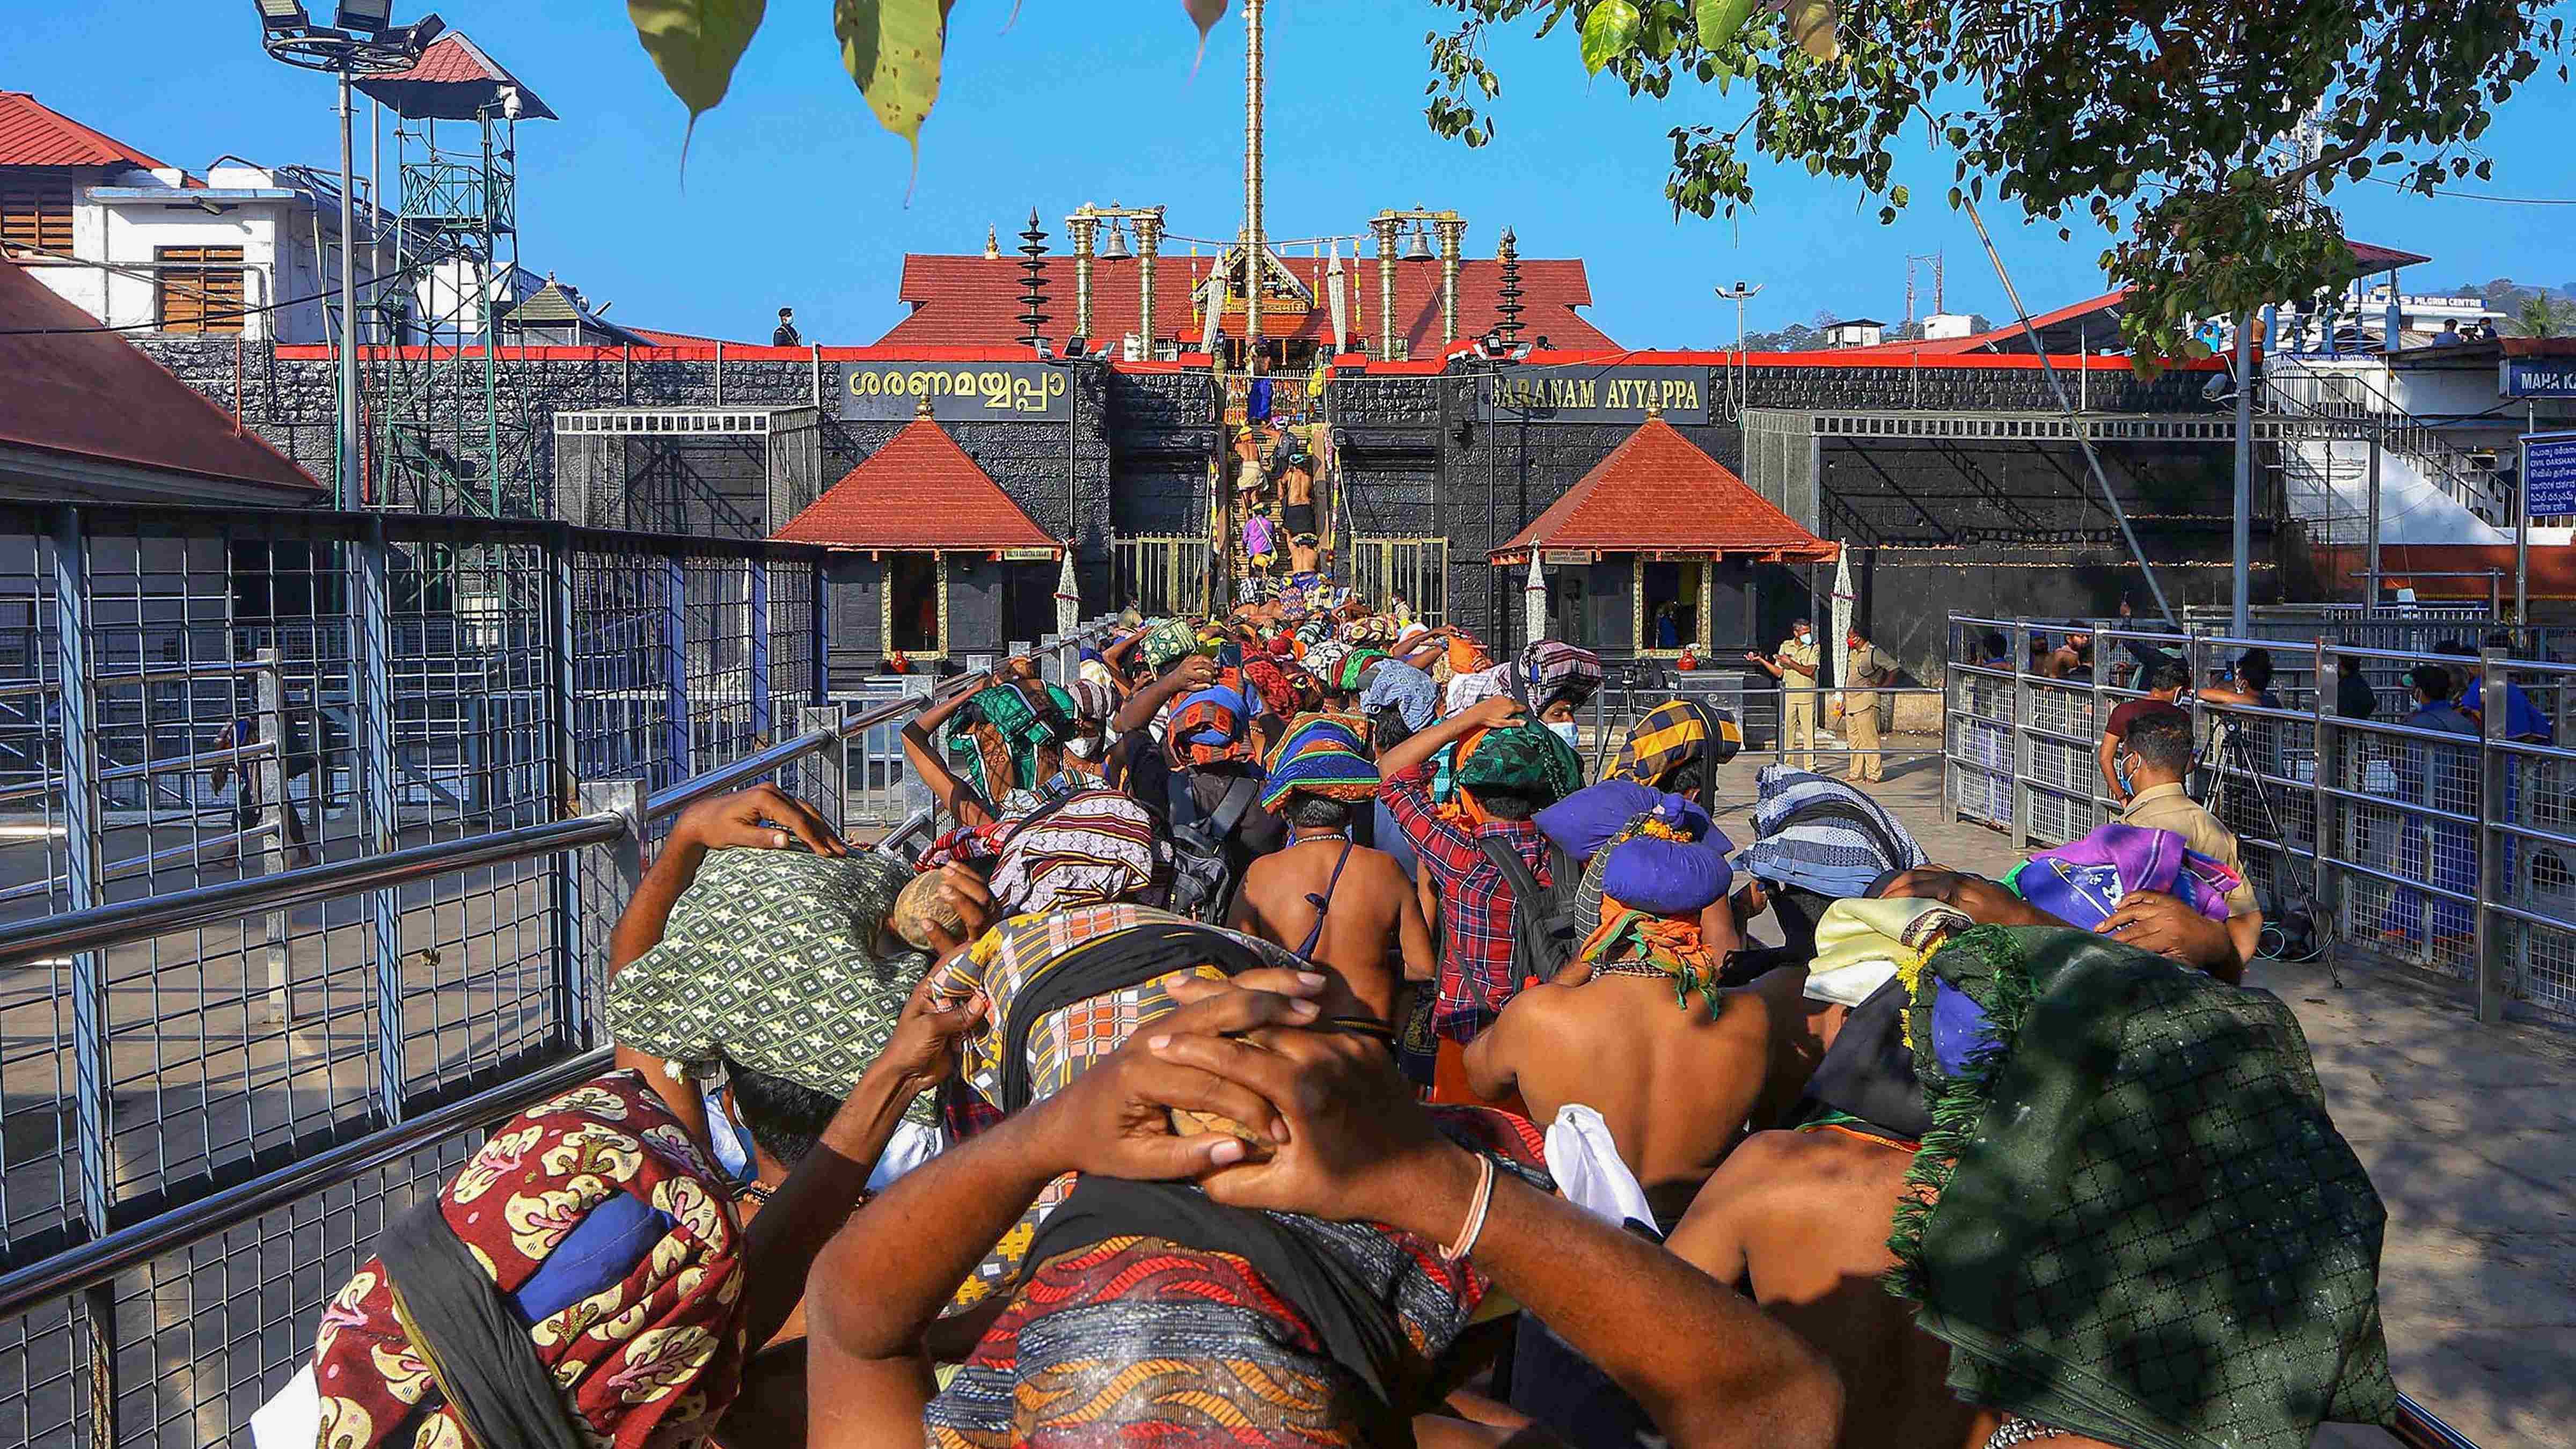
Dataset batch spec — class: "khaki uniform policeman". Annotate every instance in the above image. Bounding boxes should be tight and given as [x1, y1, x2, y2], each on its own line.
[1747, 621, 1822, 770]
[1842, 631, 1897, 782]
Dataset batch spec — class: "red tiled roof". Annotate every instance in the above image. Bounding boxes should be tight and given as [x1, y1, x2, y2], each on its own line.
[0, 259, 319, 497]
[2348, 239, 2431, 271]
[877, 254, 1618, 353]
[1493, 417, 1836, 563]
[355, 34, 558, 121]
[0, 91, 173, 170]
[773, 416, 1058, 552]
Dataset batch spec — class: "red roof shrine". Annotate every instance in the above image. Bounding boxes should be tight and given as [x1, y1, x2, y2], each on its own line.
[773, 413, 1059, 554]
[0, 259, 319, 502]
[0, 91, 174, 170]
[1492, 417, 1836, 565]
[877, 254, 1618, 354]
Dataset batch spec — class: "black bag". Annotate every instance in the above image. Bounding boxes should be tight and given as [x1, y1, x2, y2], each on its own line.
[1166, 773, 1258, 924]
[1475, 836, 1584, 1005]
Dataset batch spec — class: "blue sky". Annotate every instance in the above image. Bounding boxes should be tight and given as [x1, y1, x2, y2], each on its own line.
[10, 2, 2576, 345]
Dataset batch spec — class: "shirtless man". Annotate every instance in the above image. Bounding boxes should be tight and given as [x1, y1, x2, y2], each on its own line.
[1228, 717, 1432, 1025]
[1469, 959, 1829, 1226]
[1282, 442, 1321, 576]
[1461, 822, 1838, 1226]
[1665, 1127, 1996, 1449]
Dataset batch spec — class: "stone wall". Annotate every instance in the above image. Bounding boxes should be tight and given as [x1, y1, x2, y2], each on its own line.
[135, 339, 2249, 669]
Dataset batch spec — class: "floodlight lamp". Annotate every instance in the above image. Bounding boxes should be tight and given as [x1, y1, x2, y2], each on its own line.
[406, 12, 445, 47]
[334, 0, 395, 33]
[254, 0, 310, 32]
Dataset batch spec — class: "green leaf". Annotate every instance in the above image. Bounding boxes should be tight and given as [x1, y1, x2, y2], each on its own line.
[627, 0, 767, 133]
[1694, 0, 1759, 48]
[1582, 0, 1641, 75]
[835, 0, 953, 170]
[1782, 0, 1837, 62]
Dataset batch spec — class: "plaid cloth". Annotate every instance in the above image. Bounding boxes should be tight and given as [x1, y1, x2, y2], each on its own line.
[925, 906, 1305, 1308]
[1517, 640, 1603, 712]
[1609, 699, 1744, 793]
[1893, 926, 2397, 1449]
[312, 1071, 743, 1449]
[606, 848, 932, 1113]
[1380, 769, 1551, 1041]
[1445, 663, 1512, 715]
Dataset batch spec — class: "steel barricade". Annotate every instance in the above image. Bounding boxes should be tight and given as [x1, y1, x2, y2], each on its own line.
[1943, 612, 2576, 1029]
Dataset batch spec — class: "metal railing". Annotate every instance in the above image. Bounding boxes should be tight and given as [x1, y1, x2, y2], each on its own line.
[0, 561, 1113, 1447]
[1944, 614, 2576, 1027]
[2262, 364, 2510, 524]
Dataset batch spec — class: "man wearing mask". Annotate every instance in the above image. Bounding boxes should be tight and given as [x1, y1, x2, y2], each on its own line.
[772, 306, 801, 347]
[1746, 620, 1821, 770]
[1840, 628, 1898, 785]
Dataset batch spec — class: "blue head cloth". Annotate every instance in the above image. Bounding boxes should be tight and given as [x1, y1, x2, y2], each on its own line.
[1536, 779, 1715, 864]
[1359, 660, 1439, 733]
[1595, 831, 1736, 916]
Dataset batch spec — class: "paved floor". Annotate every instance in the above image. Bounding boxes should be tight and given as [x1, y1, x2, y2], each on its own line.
[1796, 747, 2576, 1449]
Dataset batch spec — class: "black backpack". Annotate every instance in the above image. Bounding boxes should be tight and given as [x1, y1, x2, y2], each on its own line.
[1474, 836, 1585, 1006]
[1165, 772, 1259, 924]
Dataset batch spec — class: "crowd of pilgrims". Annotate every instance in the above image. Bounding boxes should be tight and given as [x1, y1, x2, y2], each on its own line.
[268, 592, 2403, 1449]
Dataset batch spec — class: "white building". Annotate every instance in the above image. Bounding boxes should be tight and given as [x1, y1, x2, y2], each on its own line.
[1, 90, 387, 345]
[1823, 317, 1886, 348]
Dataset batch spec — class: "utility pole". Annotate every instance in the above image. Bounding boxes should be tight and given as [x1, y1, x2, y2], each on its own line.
[2233, 312, 2254, 634]
[339, 71, 360, 509]
[1241, 0, 1265, 374]
[1716, 281, 1762, 416]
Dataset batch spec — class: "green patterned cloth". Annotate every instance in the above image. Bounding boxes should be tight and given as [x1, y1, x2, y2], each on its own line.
[1139, 618, 1210, 671]
[606, 847, 933, 1122]
[1455, 720, 1584, 804]
[1891, 926, 2396, 1449]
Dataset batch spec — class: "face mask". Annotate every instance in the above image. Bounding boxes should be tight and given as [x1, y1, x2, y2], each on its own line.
[1546, 720, 1581, 750]
[1065, 735, 1099, 760]
[2114, 752, 2135, 797]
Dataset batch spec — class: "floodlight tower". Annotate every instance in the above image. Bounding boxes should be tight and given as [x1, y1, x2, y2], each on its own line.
[254, 0, 440, 508]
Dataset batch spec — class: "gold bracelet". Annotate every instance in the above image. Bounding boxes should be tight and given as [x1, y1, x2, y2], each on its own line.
[1439, 1154, 1498, 1263]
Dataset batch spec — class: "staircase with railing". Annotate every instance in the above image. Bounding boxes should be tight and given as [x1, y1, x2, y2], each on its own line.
[2262, 364, 2512, 532]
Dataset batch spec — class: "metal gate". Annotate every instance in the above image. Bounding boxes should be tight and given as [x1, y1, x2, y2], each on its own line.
[1113, 535, 1212, 618]
[1344, 537, 1447, 623]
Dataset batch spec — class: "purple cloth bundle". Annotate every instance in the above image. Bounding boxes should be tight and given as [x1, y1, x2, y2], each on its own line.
[1535, 780, 1717, 864]
[2008, 823, 2241, 930]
